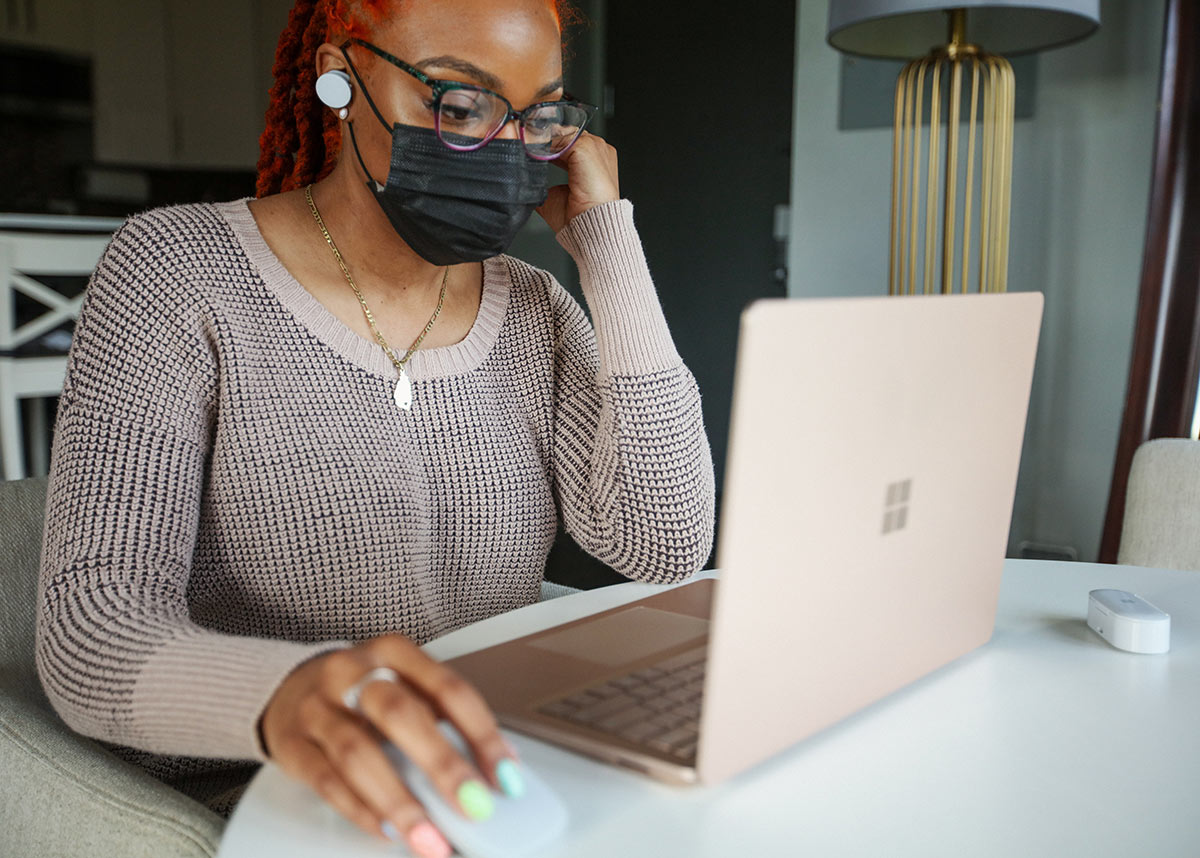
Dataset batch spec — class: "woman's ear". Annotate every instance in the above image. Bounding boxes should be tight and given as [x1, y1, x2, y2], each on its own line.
[315, 44, 353, 113]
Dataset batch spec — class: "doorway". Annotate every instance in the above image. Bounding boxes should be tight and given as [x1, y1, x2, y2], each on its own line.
[546, 1, 796, 587]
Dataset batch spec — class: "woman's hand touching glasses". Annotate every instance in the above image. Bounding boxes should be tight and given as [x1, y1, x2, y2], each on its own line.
[536, 131, 621, 233]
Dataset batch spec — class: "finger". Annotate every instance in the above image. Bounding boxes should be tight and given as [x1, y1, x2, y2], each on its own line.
[567, 132, 618, 177]
[547, 150, 573, 172]
[369, 639, 504, 736]
[369, 638, 516, 789]
[546, 140, 619, 220]
[306, 697, 434, 840]
[358, 673, 497, 821]
[281, 735, 386, 841]
[315, 647, 379, 702]
[551, 136, 583, 170]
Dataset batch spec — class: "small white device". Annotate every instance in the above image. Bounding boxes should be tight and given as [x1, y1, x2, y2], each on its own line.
[1087, 589, 1170, 654]
[384, 723, 568, 858]
[315, 69, 352, 109]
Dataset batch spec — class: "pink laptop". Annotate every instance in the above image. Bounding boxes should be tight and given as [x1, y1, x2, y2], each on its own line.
[449, 292, 1044, 785]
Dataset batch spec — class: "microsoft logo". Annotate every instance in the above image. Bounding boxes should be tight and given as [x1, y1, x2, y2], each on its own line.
[882, 479, 913, 534]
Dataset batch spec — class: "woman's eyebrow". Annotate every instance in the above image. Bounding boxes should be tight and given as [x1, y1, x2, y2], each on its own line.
[415, 55, 563, 100]
[416, 55, 503, 90]
[534, 77, 565, 99]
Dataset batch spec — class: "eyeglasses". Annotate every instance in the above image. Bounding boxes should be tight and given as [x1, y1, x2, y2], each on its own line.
[343, 39, 598, 161]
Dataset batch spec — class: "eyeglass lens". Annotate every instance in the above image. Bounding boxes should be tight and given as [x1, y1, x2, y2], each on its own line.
[435, 87, 592, 159]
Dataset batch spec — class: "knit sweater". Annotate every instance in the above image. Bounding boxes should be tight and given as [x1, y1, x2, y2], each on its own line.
[34, 197, 715, 811]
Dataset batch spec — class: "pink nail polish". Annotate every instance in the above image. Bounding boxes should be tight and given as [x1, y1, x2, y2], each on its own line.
[408, 821, 452, 858]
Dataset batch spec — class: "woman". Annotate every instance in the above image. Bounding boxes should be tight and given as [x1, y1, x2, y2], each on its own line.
[35, 0, 714, 855]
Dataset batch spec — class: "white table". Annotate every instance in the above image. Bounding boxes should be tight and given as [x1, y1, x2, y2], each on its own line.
[218, 560, 1200, 858]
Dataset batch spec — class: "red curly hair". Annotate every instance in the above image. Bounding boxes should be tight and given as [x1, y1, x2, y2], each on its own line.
[256, 0, 581, 197]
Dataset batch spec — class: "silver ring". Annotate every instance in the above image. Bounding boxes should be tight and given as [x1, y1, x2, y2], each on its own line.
[341, 667, 399, 712]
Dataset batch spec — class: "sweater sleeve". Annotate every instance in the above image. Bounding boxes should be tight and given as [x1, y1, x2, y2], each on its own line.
[550, 199, 716, 583]
[35, 212, 339, 762]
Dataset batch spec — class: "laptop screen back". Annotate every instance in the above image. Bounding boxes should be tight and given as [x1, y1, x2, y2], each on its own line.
[697, 293, 1043, 784]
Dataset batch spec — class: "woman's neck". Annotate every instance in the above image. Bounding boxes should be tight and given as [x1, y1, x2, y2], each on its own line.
[307, 158, 448, 307]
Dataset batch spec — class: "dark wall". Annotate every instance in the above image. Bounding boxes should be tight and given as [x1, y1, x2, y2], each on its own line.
[546, 2, 795, 588]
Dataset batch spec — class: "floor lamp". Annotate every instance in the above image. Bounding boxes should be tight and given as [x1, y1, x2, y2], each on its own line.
[827, 1, 1099, 295]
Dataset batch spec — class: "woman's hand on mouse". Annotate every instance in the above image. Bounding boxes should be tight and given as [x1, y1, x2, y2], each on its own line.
[259, 634, 521, 856]
[536, 131, 620, 233]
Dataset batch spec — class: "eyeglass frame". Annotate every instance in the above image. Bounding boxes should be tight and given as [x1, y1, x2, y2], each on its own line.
[340, 38, 598, 161]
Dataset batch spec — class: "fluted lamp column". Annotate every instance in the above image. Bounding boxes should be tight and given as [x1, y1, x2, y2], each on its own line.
[827, 1, 1099, 295]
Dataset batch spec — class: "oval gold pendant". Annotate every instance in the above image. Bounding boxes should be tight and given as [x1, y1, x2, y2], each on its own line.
[394, 372, 413, 411]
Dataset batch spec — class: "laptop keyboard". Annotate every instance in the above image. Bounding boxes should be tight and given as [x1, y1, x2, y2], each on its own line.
[535, 645, 707, 763]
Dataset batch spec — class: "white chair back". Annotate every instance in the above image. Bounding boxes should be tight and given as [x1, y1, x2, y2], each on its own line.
[0, 230, 113, 480]
[0, 232, 111, 351]
[1118, 438, 1200, 572]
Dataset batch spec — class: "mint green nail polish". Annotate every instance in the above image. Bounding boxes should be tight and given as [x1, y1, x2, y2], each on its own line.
[457, 780, 494, 821]
[495, 759, 526, 798]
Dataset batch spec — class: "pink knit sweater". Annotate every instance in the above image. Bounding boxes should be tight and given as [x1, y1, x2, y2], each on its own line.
[35, 198, 714, 810]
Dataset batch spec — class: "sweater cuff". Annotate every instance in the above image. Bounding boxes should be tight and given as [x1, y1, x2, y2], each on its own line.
[555, 199, 681, 377]
[133, 630, 348, 762]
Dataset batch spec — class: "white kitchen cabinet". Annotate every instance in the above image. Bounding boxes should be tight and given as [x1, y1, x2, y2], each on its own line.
[0, 0, 93, 55]
[95, 0, 270, 168]
[164, 0, 262, 169]
[91, 0, 174, 166]
[6, 0, 288, 169]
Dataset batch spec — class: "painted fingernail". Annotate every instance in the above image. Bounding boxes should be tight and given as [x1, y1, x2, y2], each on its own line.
[408, 821, 452, 858]
[495, 758, 526, 798]
[380, 820, 401, 842]
[457, 779, 495, 821]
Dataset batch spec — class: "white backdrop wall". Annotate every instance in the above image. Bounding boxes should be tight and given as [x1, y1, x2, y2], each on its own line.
[788, 0, 1165, 560]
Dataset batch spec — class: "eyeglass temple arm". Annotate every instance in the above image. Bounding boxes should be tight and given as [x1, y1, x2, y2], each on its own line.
[338, 43, 393, 131]
[343, 39, 596, 138]
[348, 38, 433, 85]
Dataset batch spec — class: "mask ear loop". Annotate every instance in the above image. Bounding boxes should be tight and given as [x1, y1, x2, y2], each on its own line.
[340, 45, 392, 191]
[339, 45, 394, 131]
[345, 120, 385, 192]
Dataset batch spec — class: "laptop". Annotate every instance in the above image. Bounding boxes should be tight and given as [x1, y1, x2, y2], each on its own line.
[448, 292, 1043, 786]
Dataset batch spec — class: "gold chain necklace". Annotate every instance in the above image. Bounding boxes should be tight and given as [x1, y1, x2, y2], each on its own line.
[305, 184, 447, 411]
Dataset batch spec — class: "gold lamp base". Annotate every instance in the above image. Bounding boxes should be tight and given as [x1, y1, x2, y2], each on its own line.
[889, 9, 1015, 295]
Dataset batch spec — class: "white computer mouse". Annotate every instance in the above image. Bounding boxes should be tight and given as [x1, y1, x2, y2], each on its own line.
[383, 723, 569, 858]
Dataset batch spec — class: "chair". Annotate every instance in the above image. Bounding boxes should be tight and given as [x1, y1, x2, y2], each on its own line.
[1117, 438, 1200, 571]
[0, 229, 112, 480]
[0, 476, 225, 857]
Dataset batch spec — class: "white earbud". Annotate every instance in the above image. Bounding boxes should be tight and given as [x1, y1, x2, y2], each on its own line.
[315, 69, 352, 110]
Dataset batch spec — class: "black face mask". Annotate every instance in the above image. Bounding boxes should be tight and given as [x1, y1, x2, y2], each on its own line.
[346, 120, 548, 266]
[339, 46, 550, 265]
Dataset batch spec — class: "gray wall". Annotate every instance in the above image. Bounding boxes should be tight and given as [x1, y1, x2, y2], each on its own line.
[788, 0, 1164, 560]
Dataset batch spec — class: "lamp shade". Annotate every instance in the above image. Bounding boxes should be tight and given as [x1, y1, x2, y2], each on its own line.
[827, 0, 1100, 59]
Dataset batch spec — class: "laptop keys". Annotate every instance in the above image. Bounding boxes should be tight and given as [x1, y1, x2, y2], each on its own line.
[535, 646, 706, 762]
[673, 738, 699, 760]
[648, 726, 698, 755]
[568, 694, 639, 724]
[538, 700, 576, 719]
[617, 720, 668, 744]
[595, 705, 654, 733]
